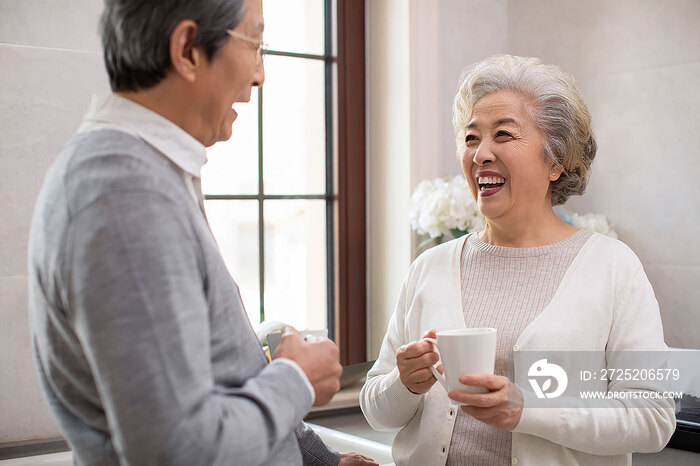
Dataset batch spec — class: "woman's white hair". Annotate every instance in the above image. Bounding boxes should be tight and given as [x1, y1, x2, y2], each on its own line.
[453, 54, 596, 205]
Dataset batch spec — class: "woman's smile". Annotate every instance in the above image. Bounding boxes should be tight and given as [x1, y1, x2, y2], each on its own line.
[476, 171, 507, 196]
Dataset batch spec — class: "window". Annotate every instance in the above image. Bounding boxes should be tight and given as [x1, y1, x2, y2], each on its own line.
[202, 0, 366, 364]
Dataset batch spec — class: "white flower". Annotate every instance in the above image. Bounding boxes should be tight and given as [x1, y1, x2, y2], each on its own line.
[555, 206, 618, 238]
[409, 176, 483, 239]
[411, 180, 619, 245]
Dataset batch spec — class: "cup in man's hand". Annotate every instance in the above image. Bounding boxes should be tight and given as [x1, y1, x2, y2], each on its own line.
[267, 328, 328, 357]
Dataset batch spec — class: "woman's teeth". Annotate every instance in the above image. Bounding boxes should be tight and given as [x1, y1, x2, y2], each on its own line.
[477, 176, 506, 191]
[478, 176, 506, 184]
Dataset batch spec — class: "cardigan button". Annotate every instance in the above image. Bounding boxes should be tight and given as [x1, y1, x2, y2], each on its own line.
[512, 456, 518, 464]
[513, 345, 520, 352]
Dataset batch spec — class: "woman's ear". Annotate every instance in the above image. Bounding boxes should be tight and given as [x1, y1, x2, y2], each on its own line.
[549, 165, 563, 182]
[169, 20, 202, 83]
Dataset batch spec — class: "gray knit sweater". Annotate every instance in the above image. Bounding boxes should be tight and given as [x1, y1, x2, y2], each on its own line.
[28, 129, 338, 466]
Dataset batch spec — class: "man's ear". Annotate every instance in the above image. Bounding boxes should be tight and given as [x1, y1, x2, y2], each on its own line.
[169, 20, 204, 82]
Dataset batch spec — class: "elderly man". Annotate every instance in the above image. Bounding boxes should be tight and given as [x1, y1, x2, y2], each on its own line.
[28, 0, 376, 465]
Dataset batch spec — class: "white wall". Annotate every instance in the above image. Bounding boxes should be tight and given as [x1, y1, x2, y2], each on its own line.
[0, 0, 108, 443]
[366, 0, 412, 358]
[368, 0, 700, 355]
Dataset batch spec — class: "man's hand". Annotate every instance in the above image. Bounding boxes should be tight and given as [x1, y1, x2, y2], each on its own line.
[447, 374, 523, 431]
[274, 327, 342, 406]
[396, 330, 440, 394]
[338, 452, 379, 465]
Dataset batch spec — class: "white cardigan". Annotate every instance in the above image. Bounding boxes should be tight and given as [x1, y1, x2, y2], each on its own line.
[360, 233, 676, 466]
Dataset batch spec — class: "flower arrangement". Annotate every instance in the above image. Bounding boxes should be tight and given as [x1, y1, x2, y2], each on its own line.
[409, 175, 617, 252]
[409, 176, 484, 251]
[553, 207, 618, 239]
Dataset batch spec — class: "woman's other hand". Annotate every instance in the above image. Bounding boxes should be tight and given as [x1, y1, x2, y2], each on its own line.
[448, 374, 523, 431]
[396, 330, 441, 394]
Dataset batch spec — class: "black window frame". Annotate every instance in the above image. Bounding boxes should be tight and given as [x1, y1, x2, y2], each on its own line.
[204, 0, 368, 364]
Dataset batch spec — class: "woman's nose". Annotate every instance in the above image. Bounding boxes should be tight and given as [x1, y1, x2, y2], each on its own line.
[473, 144, 495, 166]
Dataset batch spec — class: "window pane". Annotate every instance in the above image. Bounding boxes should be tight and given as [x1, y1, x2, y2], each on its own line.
[204, 200, 261, 324]
[202, 90, 259, 195]
[263, 0, 324, 56]
[263, 200, 327, 331]
[262, 56, 326, 194]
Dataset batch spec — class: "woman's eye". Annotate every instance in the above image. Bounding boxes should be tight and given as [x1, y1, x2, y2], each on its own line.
[465, 135, 478, 144]
[495, 130, 513, 140]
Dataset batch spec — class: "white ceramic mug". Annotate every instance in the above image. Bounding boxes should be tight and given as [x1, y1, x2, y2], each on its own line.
[267, 329, 328, 357]
[423, 328, 497, 394]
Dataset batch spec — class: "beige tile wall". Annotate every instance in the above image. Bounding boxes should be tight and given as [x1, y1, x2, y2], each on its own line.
[506, 0, 700, 349]
[0, 0, 103, 51]
[437, 0, 509, 175]
[0, 1, 107, 443]
[424, 0, 699, 349]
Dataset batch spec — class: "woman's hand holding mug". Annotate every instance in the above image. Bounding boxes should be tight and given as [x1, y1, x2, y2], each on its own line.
[396, 330, 442, 394]
[412, 327, 521, 430]
[448, 374, 524, 431]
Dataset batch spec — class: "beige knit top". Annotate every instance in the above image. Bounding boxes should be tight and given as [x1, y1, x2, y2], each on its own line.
[446, 229, 592, 466]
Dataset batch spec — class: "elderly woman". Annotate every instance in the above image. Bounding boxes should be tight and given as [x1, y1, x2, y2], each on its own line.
[360, 55, 675, 466]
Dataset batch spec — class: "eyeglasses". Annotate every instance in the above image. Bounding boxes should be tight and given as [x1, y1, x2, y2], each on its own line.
[226, 30, 268, 59]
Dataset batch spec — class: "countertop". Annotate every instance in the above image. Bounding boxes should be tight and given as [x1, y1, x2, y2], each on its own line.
[312, 412, 700, 465]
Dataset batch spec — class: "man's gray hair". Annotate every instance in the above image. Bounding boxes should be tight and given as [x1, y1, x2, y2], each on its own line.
[453, 54, 597, 205]
[100, 0, 247, 92]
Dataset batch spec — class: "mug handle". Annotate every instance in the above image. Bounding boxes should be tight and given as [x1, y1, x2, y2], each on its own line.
[422, 337, 448, 391]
